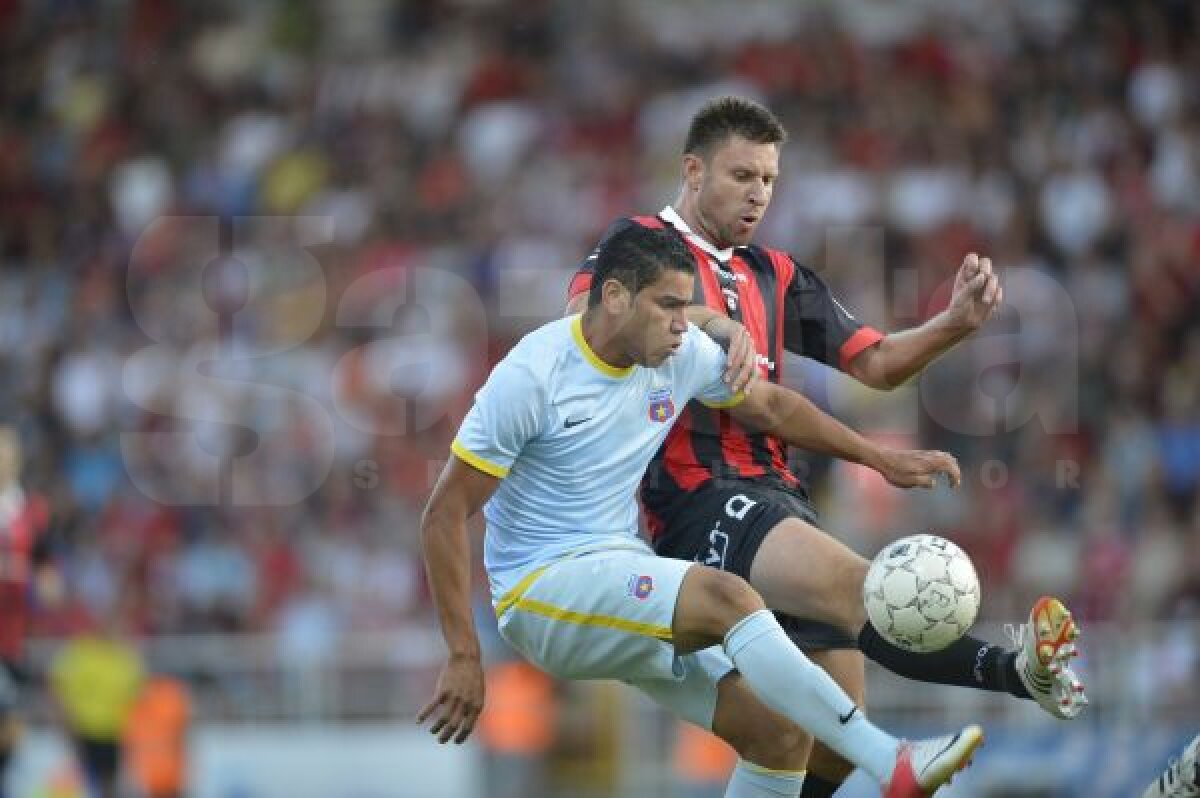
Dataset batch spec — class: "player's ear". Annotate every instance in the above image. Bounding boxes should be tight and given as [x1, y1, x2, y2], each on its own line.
[682, 153, 704, 193]
[602, 278, 632, 314]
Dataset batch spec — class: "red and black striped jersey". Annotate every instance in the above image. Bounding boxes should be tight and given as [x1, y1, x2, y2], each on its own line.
[568, 210, 883, 539]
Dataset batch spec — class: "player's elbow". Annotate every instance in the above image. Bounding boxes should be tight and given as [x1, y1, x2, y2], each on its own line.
[420, 497, 460, 544]
[732, 388, 785, 432]
[861, 369, 900, 391]
[848, 344, 900, 391]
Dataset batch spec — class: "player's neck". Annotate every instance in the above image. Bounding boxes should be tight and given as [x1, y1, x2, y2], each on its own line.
[670, 197, 723, 251]
[579, 310, 635, 369]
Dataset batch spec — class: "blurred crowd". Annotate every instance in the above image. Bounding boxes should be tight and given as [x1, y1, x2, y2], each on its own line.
[0, 0, 1198, 653]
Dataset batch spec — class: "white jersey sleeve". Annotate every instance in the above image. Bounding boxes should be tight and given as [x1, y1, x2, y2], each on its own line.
[452, 356, 547, 478]
[677, 323, 745, 409]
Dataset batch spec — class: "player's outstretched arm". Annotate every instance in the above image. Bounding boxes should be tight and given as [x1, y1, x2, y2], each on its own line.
[846, 253, 1002, 390]
[728, 381, 961, 489]
[417, 456, 501, 744]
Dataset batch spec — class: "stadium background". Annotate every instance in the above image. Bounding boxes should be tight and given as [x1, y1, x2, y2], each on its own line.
[1, 0, 1197, 795]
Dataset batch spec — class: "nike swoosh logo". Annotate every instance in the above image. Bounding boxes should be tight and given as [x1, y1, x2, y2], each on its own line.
[838, 707, 858, 725]
[563, 417, 592, 429]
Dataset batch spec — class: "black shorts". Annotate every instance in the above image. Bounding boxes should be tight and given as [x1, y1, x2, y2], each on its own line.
[651, 480, 859, 650]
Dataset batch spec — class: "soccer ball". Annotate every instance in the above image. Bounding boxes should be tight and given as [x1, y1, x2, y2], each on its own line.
[862, 534, 981, 652]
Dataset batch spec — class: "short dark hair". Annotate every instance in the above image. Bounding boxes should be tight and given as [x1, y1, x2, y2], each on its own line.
[588, 224, 694, 308]
[683, 95, 787, 158]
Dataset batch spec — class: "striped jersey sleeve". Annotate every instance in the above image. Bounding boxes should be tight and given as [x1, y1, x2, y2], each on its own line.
[782, 259, 884, 371]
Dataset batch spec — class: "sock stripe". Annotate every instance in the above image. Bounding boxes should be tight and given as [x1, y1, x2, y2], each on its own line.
[740, 760, 807, 778]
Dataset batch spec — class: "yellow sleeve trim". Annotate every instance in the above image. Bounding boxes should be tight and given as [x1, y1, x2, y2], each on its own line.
[451, 439, 509, 478]
[700, 391, 746, 409]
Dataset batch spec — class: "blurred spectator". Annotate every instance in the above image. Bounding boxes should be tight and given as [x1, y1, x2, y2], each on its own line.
[671, 721, 737, 798]
[123, 674, 190, 798]
[477, 658, 559, 798]
[49, 612, 144, 798]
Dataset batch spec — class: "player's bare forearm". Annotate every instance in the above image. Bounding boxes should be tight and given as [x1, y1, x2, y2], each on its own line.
[684, 304, 722, 329]
[417, 455, 501, 744]
[687, 307, 761, 394]
[847, 315, 972, 390]
[420, 457, 499, 658]
[729, 383, 961, 488]
[729, 382, 884, 471]
[848, 253, 1002, 390]
[421, 509, 481, 658]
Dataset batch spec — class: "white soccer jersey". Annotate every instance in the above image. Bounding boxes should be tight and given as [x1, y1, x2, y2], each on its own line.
[452, 314, 742, 600]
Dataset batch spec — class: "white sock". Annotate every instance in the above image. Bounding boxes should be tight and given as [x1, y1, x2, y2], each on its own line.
[724, 760, 805, 797]
[724, 609, 899, 783]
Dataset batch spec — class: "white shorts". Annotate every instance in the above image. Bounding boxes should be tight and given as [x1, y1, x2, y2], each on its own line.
[494, 544, 735, 729]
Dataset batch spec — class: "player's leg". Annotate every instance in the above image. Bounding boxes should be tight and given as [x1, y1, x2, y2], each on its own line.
[656, 482, 1084, 717]
[631, 649, 810, 797]
[657, 484, 989, 793]
[496, 545, 980, 795]
[749, 515, 1087, 718]
[656, 487, 866, 796]
[797, 647, 863, 797]
[672, 564, 982, 795]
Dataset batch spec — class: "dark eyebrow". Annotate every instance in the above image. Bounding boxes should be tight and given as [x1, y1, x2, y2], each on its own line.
[658, 295, 690, 308]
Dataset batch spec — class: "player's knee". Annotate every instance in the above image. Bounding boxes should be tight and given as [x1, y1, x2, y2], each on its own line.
[675, 567, 766, 646]
[833, 555, 871, 632]
[731, 718, 810, 772]
[700, 568, 765, 625]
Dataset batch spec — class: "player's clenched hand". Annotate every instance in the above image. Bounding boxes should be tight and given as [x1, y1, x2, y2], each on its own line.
[873, 448, 961, 490]
[417, 653, 485, 744]
[702, 316, 761, 394]
[948, 253, 1003, 331]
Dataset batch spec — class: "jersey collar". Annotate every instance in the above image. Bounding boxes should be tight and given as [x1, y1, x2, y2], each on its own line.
[660, 205, 736, 264]
[571, 315, 634, 379]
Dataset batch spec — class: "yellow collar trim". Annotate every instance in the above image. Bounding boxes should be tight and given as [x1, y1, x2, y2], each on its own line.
[571, 315, 633, 378]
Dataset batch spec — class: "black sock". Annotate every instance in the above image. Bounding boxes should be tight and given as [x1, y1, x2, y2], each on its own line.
[799, 774, 840, 797]
[857, 622, 1030, 699]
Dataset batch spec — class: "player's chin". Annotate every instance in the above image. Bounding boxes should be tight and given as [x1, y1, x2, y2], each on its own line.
[729, 222, 758, 244]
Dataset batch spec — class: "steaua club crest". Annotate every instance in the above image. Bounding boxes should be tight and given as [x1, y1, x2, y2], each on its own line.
[647, 388, 675, 423]
[627, 574, 654, 600]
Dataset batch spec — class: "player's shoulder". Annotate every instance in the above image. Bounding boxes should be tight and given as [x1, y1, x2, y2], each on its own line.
[741, 243, 802, 281]
[504, 317, 575, 377]
[750, 246, 828, 291]
[598, 214, 669, 240]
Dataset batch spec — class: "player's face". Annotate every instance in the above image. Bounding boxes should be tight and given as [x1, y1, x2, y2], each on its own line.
[625, 269, 693, 367]
[692, 136, 780, 248]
